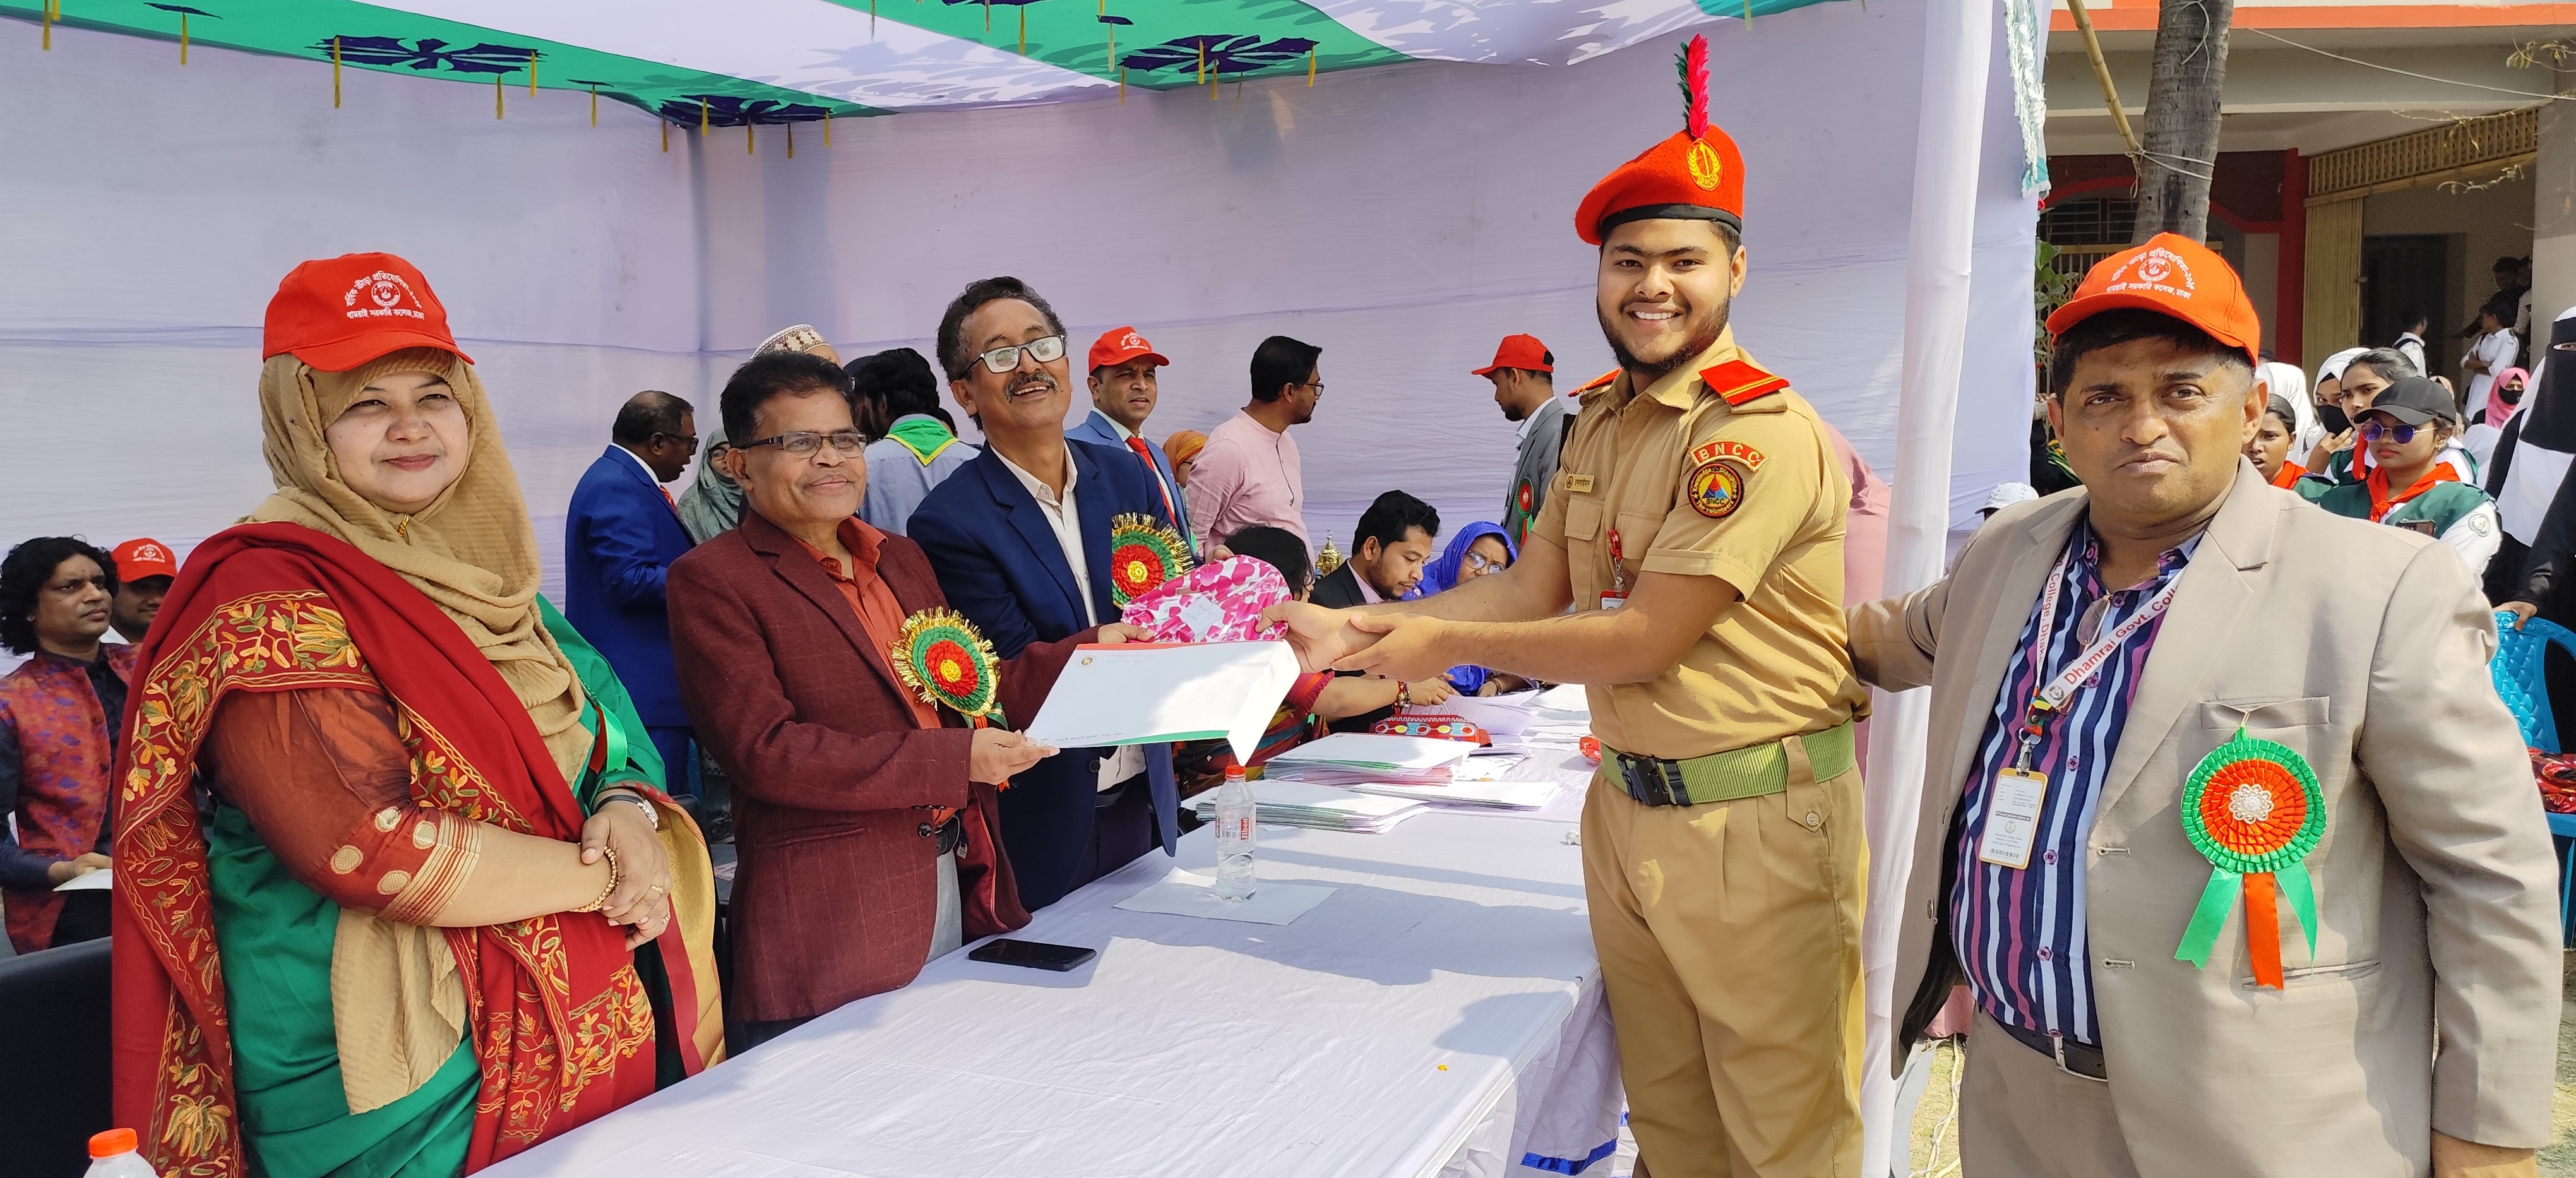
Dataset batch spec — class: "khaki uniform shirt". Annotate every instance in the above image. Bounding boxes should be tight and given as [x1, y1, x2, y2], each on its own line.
[1530, 330, 1867, 761]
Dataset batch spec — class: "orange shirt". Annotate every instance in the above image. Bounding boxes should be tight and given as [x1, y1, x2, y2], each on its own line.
[794, 518, 942, 732]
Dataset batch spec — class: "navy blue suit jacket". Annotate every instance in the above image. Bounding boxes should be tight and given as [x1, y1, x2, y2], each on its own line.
[908, 439, 1179, 909]
[1068, 409, 1191, 549]
[563, 446, 694, 728]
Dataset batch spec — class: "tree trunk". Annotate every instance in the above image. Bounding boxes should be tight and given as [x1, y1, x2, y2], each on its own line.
[2132, 0, 2234, 242]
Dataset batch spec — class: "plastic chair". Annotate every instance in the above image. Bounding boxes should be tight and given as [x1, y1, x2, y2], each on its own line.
[2496, 612, 2576, 944]
[2491, 612, 2576, 752]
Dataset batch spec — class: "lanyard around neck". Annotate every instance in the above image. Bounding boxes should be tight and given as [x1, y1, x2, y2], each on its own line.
[2017, 542, 2185, 762]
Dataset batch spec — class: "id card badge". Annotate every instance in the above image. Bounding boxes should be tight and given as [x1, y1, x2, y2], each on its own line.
[1977, 768, 2049, 869]
[1601, 528, 1630, 612]
[1599, 590, 1628, 611]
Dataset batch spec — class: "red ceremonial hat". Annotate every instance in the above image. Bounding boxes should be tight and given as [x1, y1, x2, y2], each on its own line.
[1088, 326, 1169, 372]
[1575, 35, 1746, 246]
[110, 538, 180, 581]
[263, 252, 472, 372]
[1472, 334, 1554, 376]
[2044, 233, 2260, 366]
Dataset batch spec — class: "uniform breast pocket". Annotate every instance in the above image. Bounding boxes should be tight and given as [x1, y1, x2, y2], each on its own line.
[1565, 495, 1606, 542]
[1613, 511, 1664, 559]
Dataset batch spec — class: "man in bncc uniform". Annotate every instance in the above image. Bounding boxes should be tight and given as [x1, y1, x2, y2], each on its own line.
[1267, 36, 1868, 1177]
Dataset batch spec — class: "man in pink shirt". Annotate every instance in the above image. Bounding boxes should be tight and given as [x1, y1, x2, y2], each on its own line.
[1186, 335, 1320, 551]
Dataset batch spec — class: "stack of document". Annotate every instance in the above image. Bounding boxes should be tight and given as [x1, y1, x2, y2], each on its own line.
[1344, 778, 1560, 810]
[1261, 733, 1476, 786]
[1190, 780, 1429, 833]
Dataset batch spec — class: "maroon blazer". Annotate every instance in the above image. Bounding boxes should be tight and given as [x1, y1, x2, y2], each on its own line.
[669, 511, 1088, 1023]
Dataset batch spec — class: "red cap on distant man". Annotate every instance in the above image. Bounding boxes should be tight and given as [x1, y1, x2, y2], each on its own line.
[262, 252, 472, 372]
[1088, 326, 1169, 372]
[1472, 335, 1554, 377]
[111, 538, 179, 581]
[1574, 35, 1746, 246]
[2045, 233, 2260, 367]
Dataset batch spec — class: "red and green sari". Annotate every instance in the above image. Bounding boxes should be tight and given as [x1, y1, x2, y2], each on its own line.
[112, 523, 720, 1177]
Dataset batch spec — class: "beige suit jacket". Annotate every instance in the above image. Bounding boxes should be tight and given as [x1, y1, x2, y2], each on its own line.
[1850, 461, 2558, 1174]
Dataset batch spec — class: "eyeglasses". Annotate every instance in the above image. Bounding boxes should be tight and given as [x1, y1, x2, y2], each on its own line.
[1291, 381, 1325, 395]
[974, 334, 1068, 374]
[739, 430, 870, 457]
[2358, 420, 2422, 444]
[655, 431, 700, 452]
[1461, 551, 1504, 574]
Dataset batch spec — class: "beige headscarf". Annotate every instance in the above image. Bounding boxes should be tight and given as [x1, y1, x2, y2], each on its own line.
[249, 347, 591, 781]
[249, 347, 593, 1114]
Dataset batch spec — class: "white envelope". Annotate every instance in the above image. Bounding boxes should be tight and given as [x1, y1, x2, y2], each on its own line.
[1022, 641, 1302, 763]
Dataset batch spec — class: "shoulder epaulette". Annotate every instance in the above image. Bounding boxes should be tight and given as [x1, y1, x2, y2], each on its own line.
[1698, 359, 1791, 406]
[1573, 369, 1619, 395]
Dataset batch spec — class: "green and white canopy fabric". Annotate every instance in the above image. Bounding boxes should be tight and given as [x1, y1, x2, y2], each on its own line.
[11, 0, 1840, 116]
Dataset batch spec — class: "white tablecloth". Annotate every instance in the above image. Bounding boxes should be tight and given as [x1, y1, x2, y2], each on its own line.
[484, 807, 1625, 1178]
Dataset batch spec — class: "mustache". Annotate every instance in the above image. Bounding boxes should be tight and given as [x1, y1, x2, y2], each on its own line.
[1008, 373, 1057, 396]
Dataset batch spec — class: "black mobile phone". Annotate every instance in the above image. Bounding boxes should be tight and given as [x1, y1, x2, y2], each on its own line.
[967, 938, 1097, 972]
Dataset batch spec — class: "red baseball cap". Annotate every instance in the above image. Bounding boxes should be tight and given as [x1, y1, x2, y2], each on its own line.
[111, 538, 179, 581]
[1088, 326, 1169, 372]
[1472, 334, 1554, 377]
[263, 252, 472, 372]
[2044, 234, 2260, 366]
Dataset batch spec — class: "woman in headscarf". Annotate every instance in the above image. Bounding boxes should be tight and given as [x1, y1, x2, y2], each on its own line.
[2466, 366, 2527, 472]
[1162, 429, 1207, 489]
[1417, 523, 1530, 696]
[676, 429, 742, 544]
[113, 254, 721, 1178]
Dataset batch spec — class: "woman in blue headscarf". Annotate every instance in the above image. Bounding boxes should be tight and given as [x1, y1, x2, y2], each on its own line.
[1419, 523, 1531, 696]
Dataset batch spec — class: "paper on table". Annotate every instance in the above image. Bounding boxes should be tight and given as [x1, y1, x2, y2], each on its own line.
[1113, 869, 1335, 925]
[1345, 779, 1560, 809]
[1410, 693, 1539, 737]
[54, 867, 111, 891]
[1022, 641, 1301, 763]
[1265, 732, 1476, 771]
[1532, 684, 1590, 714]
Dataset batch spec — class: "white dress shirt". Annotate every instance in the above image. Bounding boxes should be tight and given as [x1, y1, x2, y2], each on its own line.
[996, 444, 1143, 790]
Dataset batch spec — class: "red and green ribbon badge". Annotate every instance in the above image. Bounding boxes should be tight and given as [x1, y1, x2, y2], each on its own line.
[2176, 729, 2325, 989]
[1107, 513, 1194, 609]
[889, 608, 1005, 727]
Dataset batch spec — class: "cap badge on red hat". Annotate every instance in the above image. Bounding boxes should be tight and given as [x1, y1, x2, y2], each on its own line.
[2109, 246, 2194, 299]
[1573, 35, 1747, 245]
[345, 271, 430, 323]
[1118, 330, 1145, 352]
[1687, 142, 1722, 191]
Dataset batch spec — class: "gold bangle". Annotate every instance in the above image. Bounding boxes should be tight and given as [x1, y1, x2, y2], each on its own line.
[572, 846, 620, 913]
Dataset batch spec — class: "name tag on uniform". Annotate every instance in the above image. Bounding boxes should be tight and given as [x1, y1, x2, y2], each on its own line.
[1977, 768, 2049, 869]
[1598, 590, 1627, 611]
[1564, 473, 1596, 494]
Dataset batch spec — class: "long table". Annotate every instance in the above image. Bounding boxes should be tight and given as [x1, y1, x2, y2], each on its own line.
[486, 761, 1624, 1178]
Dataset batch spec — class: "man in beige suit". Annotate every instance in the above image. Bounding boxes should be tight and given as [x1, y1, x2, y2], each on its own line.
[1851, 234, 2558, 1177]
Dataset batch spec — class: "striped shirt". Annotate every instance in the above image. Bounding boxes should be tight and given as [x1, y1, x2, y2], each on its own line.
[1949, 523, 2198, 1047]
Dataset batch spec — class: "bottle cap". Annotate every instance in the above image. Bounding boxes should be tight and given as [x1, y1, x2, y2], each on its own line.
[90, 1128, 138, 1158]
[1224, 765, 1247, 780]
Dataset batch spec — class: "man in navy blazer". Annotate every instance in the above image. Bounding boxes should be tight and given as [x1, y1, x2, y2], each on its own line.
[910, 278, 1182, 911]
[1070, 326, 1192, 552]
[565, 390, 701, 797]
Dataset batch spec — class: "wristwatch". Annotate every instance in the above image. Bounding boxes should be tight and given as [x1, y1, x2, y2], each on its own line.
[601, 791, 660, 830]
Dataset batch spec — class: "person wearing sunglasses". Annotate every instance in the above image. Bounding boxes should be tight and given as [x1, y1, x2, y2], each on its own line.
[2313, 375, 2503, 576]
[908, 276, 1186, 912]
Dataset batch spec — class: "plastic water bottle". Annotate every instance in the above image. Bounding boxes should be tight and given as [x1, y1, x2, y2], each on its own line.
[1213, 766, 1256, 901]
[85, 1129, 158, 1178]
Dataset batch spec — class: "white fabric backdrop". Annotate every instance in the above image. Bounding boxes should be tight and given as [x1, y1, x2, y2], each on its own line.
[1, 2, 2029, 602]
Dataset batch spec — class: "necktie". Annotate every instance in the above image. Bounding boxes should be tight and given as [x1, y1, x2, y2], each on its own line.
[1126, 436, 1183, 533]
[660, 485, 680, 515]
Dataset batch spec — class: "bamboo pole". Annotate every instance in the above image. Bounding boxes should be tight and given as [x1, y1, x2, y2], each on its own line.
[2063, 0, 2140, 157]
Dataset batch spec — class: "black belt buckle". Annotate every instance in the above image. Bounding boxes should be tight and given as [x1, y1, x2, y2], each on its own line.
[1615, 752, 1685, 807]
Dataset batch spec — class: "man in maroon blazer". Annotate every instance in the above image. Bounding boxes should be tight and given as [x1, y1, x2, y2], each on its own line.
[670, 350, 1139, 1048]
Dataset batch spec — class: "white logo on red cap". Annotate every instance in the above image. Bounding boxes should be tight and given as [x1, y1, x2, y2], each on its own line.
[2102, 247, 2196, 302]
[129, 544, 168, 563]
[1119, 331, 1147, 352]
[342, 271, 428, 323]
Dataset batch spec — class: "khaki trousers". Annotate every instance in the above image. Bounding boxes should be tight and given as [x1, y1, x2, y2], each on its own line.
[1580, 737, 1866, 1178]
[1960, 1010, 2140, 1178]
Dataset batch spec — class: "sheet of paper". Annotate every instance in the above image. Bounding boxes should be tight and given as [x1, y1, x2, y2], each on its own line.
[1113, 869, 1336, 925]
[55, 867, 111, 892]
[1532, 684, 1591, 715]
[1345, 779, 1561, 809]
[1265, 732, 1476, 771]
[1410, 693, 1539, 737]
[1023, 641, 1302, 763]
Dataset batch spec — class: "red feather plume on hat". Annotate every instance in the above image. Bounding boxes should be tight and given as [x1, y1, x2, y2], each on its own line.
[1679, 34, 1709, 140]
